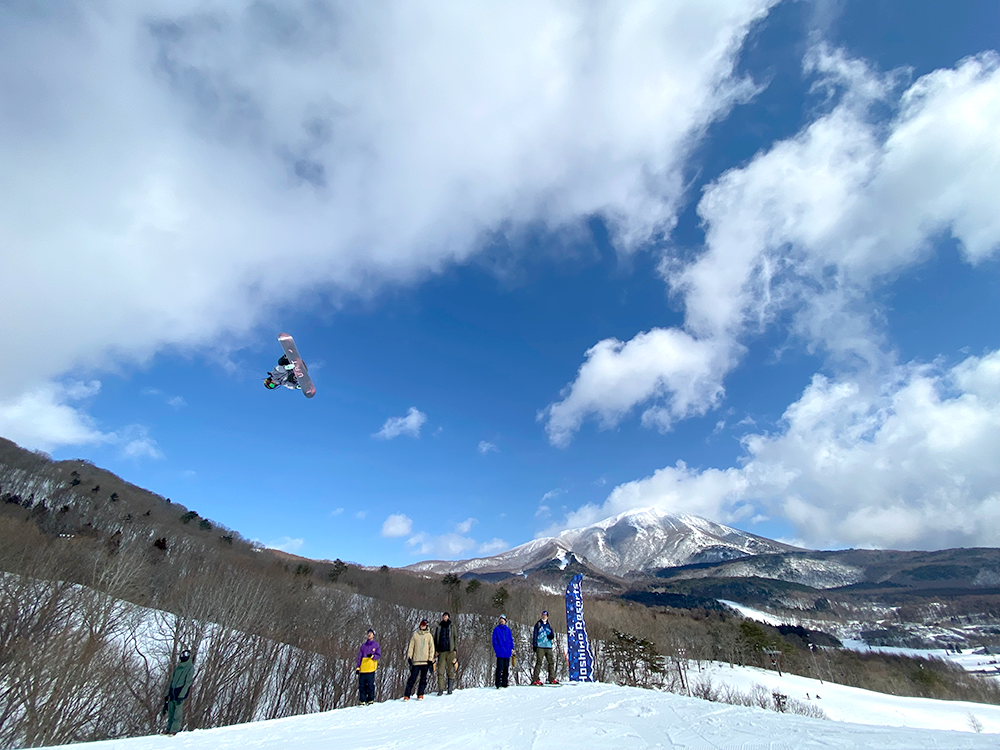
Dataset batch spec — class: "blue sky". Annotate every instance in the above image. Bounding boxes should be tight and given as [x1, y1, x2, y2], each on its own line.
[1, 1, 998, 565]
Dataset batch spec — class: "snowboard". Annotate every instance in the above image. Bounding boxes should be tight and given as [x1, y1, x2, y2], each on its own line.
[277, 333, 316, 398]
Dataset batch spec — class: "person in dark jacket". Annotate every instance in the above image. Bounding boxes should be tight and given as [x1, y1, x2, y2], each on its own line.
[433, 612, 458, 696]
[491, 614, 514, 688]
[355, 629, 381, 705]
[531, 610, 558, 684]
[163, 649, 194, 735]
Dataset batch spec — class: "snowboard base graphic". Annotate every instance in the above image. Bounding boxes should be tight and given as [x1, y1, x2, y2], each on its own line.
[278, 333, 316, 398]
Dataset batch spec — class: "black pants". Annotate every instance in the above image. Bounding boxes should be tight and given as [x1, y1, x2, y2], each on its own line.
[405, 664, 430, 697]
[358, 672, 375, 703]
[494, 657, 510, 688]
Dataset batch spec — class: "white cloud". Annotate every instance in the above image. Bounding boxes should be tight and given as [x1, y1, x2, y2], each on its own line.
[381, 513, 413, 538]
[556, 349, 1000, 550]
[0, 380, 108, 451]
[374, 408, 427, 440]
[0, 380, 163, 459]
[267, 536, 305, 554]
[455, 518, 477, 535]
[540, 330, 735, 446]
[142, 388, 186, 409]
[479, 538, 509, 555]
[330, 507, 344, 516]
[119, 425, 164, 460]
[0, 0, 777, 444]
[535, 505, 551, 519]
[478, 440, 498, 454]
[541, 48, 1000, 445]
[406, 532, 477, 559]
[354, 511, 368, 520]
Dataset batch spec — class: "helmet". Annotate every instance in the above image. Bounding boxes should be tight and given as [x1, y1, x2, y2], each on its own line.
[264, 376, 278, 389]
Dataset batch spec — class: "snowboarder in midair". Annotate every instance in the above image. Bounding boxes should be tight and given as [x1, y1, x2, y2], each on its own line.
[264, 355, 300, 391]
[264, 333, 316, 397]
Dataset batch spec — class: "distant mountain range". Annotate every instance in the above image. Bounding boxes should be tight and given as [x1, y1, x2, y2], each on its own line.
[407, 507, 800, 579]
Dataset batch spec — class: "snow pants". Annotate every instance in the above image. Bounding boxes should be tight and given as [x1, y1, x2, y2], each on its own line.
[436, 651, 457, 693]
[166, 699, 184, 734]
[405, 663, 430, 697]
[358, 672, 376, 704]
[532, 647, 556, 683]
[494, 657, 510, 688]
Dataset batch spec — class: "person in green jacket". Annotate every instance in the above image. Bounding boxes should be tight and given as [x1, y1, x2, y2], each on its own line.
[162, 649, 194, 735]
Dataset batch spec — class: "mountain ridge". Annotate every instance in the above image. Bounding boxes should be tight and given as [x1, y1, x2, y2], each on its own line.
[407, 506, 801, 579]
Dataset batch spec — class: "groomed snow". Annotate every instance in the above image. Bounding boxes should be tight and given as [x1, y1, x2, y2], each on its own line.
[46, 681, 1000, 750]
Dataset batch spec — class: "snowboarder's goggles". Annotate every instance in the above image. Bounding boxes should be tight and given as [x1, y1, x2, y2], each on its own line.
[264, 378, 278, 389]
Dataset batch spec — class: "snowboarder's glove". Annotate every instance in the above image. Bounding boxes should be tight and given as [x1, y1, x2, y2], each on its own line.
[161, 698, 169, 716]
[355, 668, 360, 675]
[408, 658, 413, 667]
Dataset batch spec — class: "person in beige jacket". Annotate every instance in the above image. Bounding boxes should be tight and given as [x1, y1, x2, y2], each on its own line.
[403, 619, 436, 700]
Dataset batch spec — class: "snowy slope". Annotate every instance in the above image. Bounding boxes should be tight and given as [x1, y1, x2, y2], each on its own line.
[408, 507, 797, 577]
[48, 681, 1000, 750]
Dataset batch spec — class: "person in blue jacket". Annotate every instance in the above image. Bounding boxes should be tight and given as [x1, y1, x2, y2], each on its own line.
[492, 614, 514, 688]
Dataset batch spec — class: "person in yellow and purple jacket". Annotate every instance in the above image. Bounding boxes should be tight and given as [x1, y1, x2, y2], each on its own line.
[355, 629, 381, 705]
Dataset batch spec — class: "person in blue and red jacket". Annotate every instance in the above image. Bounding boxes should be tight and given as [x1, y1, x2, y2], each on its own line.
[492, 614, 514, 688]
[355, 629, 381, 705]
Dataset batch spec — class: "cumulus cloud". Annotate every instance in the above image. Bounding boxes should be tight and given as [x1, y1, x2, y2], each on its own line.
[267, 536, 305, 554]
[0, 380, 163, 459]
[479, 538, 509, 555]
[374, 408, 427, 440]
[397, 518, 494, 559]
[0, 380, 108, 451]
[118, 425, 164, 460]
[557, 349, 1000, 549]
[540, 330, 734, 446]
[0, 0, 777, 449]
[406, 532, 477, 559]
[541, 48, 1000, 445]
[381, 513, 413, 538]
[478, 440, 498, 454]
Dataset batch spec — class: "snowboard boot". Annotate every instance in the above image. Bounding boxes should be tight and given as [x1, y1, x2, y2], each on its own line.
[437, 689, 443, 697]
[417, 695, 424, 701]
[531, 680, 543, 686]
[402, 696, 410, 701]
[447, 678, 454, 695]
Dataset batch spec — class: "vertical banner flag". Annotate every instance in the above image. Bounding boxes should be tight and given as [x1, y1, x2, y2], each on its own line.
[565, 573, 595, 682]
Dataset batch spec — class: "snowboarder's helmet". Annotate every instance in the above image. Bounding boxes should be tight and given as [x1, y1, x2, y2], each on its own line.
[180, 649, 191, 661]
[264, 377, 278, 389]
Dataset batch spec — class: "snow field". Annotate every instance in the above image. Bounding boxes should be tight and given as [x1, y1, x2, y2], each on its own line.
[46, 681, 1000, 750]
[694, 660, 1000, 734]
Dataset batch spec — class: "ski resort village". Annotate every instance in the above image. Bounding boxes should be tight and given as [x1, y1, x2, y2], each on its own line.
[1, 1, 999, 748]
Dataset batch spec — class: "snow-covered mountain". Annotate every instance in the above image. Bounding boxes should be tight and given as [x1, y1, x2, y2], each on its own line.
[407, 507, 799, 578]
